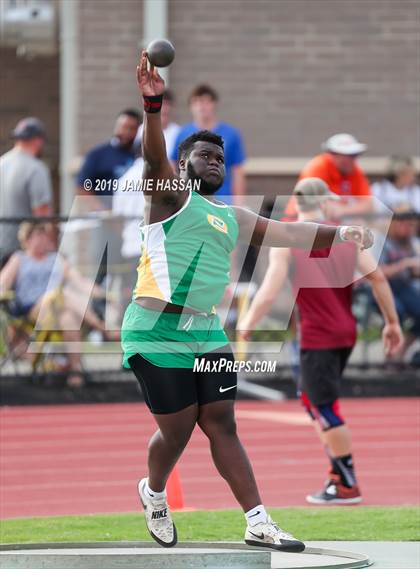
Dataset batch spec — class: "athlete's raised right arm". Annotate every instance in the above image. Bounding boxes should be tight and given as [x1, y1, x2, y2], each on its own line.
[136, 50, 175, 183]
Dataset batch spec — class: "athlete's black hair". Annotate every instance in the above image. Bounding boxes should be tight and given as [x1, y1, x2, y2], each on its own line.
[178, 130, 224, 161]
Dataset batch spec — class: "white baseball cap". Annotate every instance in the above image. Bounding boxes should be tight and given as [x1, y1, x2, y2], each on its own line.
[323, 133, 367, 156]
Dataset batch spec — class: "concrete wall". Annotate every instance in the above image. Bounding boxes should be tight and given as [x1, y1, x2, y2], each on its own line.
[75, 0, 419, 158]
[2, 0, 418, 209]
[77, 0, 144, 153]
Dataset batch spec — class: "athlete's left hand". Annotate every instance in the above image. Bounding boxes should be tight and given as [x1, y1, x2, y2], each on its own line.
[343, 226, 374, 250]
[382, 322, 404, 357]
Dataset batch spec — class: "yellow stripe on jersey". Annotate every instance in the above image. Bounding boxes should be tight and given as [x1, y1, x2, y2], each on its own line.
[134, 250, 165, 301]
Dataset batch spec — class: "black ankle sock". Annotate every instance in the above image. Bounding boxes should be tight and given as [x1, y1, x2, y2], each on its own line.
[330, 454, 357, 488]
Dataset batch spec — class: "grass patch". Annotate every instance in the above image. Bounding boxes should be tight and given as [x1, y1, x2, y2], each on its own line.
[1, 507, 419, 545]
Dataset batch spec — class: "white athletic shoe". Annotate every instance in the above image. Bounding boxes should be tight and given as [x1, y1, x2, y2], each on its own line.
[245, 515, 305, 552]
[138, 478, 177, 547]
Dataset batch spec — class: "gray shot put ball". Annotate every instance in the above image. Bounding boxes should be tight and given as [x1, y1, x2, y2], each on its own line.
[146, 39, 175, 68]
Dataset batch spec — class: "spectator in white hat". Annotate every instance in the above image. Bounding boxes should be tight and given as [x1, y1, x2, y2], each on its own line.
[285, 133, 373, 220]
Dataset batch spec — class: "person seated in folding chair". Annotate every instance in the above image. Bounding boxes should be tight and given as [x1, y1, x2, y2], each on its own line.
[0, 221, 113, 387]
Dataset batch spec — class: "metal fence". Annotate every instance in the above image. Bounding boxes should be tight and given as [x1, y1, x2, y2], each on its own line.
[1, 208, 419, 388]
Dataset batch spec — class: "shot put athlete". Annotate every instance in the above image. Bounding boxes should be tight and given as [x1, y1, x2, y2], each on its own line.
[121, 50, 374, 550]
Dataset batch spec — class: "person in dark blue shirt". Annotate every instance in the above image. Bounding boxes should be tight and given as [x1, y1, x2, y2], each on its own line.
[170, 85, 246, 205]
[77, 109, 141, 294]
[78, 109, 141, 211]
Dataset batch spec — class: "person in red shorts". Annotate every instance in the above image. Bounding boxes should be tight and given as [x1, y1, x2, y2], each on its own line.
[284, 133, 373, 220]
[238, 178, 403, 504]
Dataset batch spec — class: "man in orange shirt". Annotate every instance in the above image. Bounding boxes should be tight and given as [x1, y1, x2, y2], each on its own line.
[285, 133, 373, 219]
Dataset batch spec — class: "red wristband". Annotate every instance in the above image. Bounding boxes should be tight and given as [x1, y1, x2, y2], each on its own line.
[143, 94, 163, 113]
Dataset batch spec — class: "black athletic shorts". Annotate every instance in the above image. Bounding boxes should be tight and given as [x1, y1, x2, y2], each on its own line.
[299, 347, 353, 406]
[128, 347, 238, 414]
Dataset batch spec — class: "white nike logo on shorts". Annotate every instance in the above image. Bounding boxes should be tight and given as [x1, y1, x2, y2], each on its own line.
[219, 385, 236, 393]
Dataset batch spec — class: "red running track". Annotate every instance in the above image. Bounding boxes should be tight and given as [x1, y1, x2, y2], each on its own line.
[1, 398, 419, 519]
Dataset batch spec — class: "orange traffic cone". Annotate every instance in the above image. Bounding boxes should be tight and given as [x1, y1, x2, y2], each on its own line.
[166, 466, 185, 510]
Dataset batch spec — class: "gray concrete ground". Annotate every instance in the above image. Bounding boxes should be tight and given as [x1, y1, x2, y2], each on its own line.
[307, 542, 420, 569]
[0, 541, 379, 569]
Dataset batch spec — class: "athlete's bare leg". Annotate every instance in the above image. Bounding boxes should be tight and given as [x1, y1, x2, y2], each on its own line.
[198, 399, 262, 512]
[148, 403, 198, 492]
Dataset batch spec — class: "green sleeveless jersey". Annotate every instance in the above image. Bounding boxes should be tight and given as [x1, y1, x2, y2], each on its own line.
[133, 191, 239, 313]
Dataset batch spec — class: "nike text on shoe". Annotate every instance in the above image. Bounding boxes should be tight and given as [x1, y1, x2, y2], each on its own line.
[306, 476, 362, 505]
[138, 478, 177, 547]
[245, 515, 305, 553]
